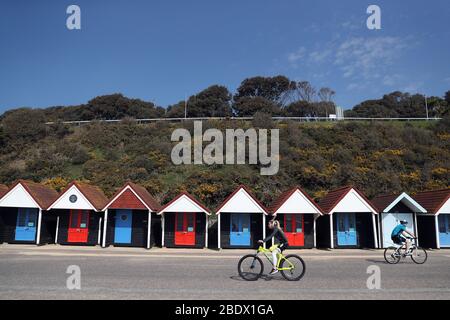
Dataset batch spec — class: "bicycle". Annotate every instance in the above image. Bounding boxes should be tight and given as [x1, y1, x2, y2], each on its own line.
[384, 237, 427, 264]
[237, 245, 306, 281]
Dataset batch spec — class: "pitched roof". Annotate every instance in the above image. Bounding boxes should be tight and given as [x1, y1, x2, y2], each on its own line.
[52, 181, 109, 211]
[104, 182, 160, 211]
[215, 184, 268, 214]
[7, 180, 59, 210]
[372, 192, 427, 213]
[412, 188, 450, 214]
[268, 186, 323, 215]
[158, 192, 211, 214]
[318, 186, 376, 214]
[0, 184, 8, 198]
[371, 193, 400, 212]
[318, 186, 353, 214]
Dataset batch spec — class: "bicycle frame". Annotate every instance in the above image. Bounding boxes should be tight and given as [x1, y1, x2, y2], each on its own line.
[392, 238, 417, 256]
[255, 246, 294, 271]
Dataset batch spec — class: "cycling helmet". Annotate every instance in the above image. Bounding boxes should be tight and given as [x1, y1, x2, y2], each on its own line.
[400, 220, 408, 225]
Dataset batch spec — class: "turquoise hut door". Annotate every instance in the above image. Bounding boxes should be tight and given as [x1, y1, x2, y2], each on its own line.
[114, 210, 133, 244]
[230, 214, 251, 246]
[438, 215, 450, 247]
[336, 213, 357, 246]
[15, 208, 37, 241]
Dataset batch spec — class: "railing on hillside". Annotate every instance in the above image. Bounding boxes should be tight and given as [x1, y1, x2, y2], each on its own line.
[44, 116, 442, 126]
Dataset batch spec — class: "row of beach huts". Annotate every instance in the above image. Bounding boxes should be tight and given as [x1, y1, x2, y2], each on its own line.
[0, 180, 449, 249]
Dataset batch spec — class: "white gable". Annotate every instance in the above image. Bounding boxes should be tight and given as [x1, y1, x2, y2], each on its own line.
[331, 189, 377, 214]
[49, 185, 96, 211]
[0, 184, 40, 209]
[217, 188, 267, 214]
[159, 194, 210, 215]
[274, 189, 321, 215]
[437, 197, 450, 215]
[384, 192, 427, 213]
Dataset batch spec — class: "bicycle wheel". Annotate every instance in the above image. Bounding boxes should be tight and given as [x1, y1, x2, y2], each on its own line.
[384, 247, 401, 264]
[279, 254, 306, 281]
[411, 247, 427, 264]
[238, 255, 264, 281]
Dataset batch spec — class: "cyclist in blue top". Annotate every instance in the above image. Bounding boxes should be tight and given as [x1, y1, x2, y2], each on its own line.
[391, 220, 415, 255]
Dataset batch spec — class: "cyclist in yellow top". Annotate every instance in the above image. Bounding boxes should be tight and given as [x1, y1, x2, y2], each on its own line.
[258, 219, 289, 275]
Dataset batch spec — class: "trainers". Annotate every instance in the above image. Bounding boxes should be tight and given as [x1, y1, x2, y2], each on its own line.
[269, 268, 278, 275]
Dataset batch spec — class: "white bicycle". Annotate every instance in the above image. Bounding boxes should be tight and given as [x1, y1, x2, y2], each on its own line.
[384, 238, 427, 264]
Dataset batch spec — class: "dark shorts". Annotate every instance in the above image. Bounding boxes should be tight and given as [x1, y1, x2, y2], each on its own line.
[278, 242, 288, 252]
[391, 235, 405, 245]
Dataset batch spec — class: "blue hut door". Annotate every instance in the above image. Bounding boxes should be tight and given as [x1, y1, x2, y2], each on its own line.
[438, 215, 450, 247]
[114, 210, 132, 244]
[337, 213, 357, 246]
[230, 214, 251, 246]
[15, 208, 37, 241]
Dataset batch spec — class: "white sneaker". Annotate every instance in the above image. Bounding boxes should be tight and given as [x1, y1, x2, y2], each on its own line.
[269, 268, 278, 275]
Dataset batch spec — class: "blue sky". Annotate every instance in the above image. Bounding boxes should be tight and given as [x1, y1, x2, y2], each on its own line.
[1, 0, 449, 113]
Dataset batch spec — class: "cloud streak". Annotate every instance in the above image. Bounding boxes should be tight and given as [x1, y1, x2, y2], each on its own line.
[287, 36, 412, 91]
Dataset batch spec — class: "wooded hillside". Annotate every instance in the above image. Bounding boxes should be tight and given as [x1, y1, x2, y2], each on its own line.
[0, 114, 448, 209]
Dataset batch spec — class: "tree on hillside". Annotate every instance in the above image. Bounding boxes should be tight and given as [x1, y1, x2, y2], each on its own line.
[444, 90, 450, 105]
[318, 87, 336, 102]
[165, 85, 232, 118]
[165, 101, 186, 118]
[346, 91, 449, 118]
[1, 108, 47, 144]
[295, 81, 316, 102]
[186, 85, 232, 117]
[233, 96, 280, 116]
[234, 76, 295, 103]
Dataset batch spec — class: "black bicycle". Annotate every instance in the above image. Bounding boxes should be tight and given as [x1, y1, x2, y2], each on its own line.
[384, 238, 427, 264]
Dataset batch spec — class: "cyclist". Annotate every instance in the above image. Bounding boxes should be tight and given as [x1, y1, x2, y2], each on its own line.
[258, 218, 289, 275]
[391, 220, 415, 255]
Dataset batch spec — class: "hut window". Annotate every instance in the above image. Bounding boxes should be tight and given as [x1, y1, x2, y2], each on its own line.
[17, 209, 27, 227]
[176, 213, 184, 231]
[295, 215, 303, 233]
[231, 215, 239, 232]
[285, 215, 293, 232]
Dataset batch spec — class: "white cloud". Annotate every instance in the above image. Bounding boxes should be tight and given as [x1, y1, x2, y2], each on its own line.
[402, 82, 424, 93]
[309, 49, 332, 63]
[334, 36, 408, 80]
[286, 36, 414, 92]
[382, 74, 403, 86]
[288, 47, 306, 63]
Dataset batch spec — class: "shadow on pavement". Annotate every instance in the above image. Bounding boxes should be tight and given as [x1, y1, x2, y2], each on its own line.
[366, 259, 389, 264]
[229, 275, 285, 282]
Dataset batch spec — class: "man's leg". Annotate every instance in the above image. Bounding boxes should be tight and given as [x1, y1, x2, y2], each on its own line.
[405, 238, 411, 254]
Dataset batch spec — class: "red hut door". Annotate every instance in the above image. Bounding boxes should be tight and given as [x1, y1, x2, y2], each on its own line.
[68, 210, 89, 243]
[283, 214, 304, 246]
[175, 213, 196, 246]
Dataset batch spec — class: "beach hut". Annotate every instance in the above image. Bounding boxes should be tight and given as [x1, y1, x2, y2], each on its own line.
[372, 192, 426, 248]
[102, 182, 160, 248]
[413, 188, 450, 249]
[216, 185, 268, 249]
[47, 181, 108, 246]
[158, 192, 211, 248]
[269, 187, 323, 248]
[316, 186, 379, 249]
[0, 180, 58, 245]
